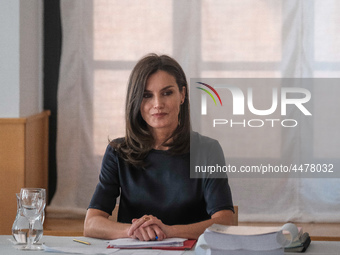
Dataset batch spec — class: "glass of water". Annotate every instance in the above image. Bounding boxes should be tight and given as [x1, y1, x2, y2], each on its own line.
[12, 193, 44, 244]
[19, 188, 46, 250]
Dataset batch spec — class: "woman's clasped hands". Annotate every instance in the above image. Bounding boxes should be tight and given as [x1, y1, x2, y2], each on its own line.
[127, 215, 169, 241]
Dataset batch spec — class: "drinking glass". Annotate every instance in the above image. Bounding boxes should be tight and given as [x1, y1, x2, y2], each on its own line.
[19, 188, 46, 250]
[12, 193, 44, 244]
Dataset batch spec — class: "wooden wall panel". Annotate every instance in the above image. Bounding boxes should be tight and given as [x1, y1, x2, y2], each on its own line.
[25, 112, 49, 192]
[0, 111, 50, 235]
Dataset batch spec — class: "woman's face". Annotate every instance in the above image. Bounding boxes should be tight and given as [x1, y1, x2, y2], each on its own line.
[140, 70, 185, 134]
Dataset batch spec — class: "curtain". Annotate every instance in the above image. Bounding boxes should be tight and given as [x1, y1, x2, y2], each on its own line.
[50, 0, 340, 222]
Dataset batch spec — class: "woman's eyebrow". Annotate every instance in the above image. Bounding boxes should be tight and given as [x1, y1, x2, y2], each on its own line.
[161, 85, 175, 91]
[144, 85, 175, 92]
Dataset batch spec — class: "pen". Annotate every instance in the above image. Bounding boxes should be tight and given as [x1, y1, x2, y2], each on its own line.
[73, 239, 91, 245]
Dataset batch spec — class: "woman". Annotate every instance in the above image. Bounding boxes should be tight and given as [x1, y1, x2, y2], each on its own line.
[84, 53, 233, 241]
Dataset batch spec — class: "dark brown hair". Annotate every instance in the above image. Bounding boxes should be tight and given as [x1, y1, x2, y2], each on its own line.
[111, 53, 190, 167]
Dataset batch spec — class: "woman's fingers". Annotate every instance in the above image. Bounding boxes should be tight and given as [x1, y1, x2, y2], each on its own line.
[132, 226, 156, 241]
[132, 228, 143, 241]
[128, 215, 168, 241]
[145, 226, 157, 240]
[142, 217, 168, 240]
[127, 215, 167, 241]
[128, 215, 152, 236]
[150, 224, 166, 241]
[141, 216, 162, 228]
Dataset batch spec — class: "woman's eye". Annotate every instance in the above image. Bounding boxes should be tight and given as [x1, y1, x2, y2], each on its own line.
[163, 90, 173, 96]
[143, 93, 152, 98]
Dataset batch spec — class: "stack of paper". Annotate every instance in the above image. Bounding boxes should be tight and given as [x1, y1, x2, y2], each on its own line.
[107, 237, 196, 250]
[203, 224, 284, 255]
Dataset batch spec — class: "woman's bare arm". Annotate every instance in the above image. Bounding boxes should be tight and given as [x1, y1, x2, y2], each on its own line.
[84, 208, 167, 240]
[166, 210, 234, 239]
[84, 208, 131, 240]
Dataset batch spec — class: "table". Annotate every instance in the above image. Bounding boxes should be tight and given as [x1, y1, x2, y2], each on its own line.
[1, 235, 340, 255]
[1, 235, 194, 255]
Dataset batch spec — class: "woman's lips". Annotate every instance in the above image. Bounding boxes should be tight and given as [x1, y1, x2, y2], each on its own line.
[152, 112, 167, 118]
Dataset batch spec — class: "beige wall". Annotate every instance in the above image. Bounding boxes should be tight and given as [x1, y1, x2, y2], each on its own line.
[0, 0, 43, 118]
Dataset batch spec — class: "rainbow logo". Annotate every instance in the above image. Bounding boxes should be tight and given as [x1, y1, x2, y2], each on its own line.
[196, 82, 223, 106]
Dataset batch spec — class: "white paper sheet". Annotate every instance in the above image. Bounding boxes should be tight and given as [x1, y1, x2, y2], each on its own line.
[107, 237, 186, 248]
[43, 244, 119, 254]
[128, 251, 184, 255]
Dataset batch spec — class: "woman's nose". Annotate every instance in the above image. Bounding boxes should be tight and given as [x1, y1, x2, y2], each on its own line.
[153, 95, 164, 109]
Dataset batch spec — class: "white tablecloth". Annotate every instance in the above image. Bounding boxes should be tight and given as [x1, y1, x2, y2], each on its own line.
[1, 235, 340, 255]
[0, 235, 194, 255]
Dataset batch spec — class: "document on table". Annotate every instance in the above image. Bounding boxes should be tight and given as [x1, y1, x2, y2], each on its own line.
[107, 237, 187, 248]
[43, 244, 119, 254]
[126, 251, 184, 255]
[43, 240, 186, 254]
[43, 244, 184, 255]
